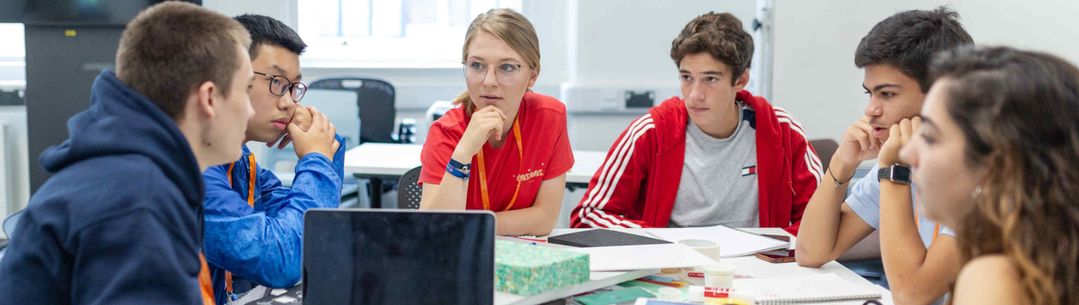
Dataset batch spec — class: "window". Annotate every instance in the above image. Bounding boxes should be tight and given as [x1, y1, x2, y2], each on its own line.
[0, 23, 25, 86]
[297, 0, 522, 68]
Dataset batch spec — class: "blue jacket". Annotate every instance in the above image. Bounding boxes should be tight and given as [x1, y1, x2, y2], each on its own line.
[0, 71, 208, 304]
[202, 138, 344, 304]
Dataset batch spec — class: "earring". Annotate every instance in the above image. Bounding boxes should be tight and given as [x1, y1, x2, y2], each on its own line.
[970, 185, 983, 200]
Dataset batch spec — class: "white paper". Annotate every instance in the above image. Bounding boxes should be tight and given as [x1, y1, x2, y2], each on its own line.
[569, 243, 719, 271]
[643, 225, 788, 257]
[734, 273, 883, 303]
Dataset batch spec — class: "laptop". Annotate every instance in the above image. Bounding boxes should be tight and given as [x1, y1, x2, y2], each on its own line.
[302, 209, 496, 305]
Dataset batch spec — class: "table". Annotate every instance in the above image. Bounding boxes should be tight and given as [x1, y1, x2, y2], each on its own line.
[344, 143, 606, 208]
[241, 228, 892, 305]
[545, 227, 893, 305]
[699, 228, 892, 305]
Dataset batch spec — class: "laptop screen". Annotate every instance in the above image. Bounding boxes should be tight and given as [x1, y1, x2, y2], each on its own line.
[303, 209, 495, 305]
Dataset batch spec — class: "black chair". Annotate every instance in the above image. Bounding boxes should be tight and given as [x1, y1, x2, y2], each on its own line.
[1, 209, 24, 255]
[310, 77, 398, 208]
[809, 138, 839, 167]
[396, 166, 423, 209]
[308, 77, 396, 144]
[3, 209, 22, 239]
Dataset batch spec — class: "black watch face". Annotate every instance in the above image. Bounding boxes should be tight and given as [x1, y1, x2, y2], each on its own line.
[892, 166, 911, 183]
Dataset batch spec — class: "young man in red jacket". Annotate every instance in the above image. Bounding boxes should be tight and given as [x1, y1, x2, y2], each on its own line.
[570, 12, 821, 234]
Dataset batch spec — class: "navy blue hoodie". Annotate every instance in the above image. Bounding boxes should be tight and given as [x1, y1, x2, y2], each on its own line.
[0, 71, 208, 304]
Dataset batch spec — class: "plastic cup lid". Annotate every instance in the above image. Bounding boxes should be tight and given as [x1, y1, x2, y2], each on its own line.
[703, 263, 735, 274]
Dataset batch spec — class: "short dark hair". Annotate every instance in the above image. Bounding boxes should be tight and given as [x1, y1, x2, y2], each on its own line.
[855, 6, 973, 92]
[116, 2, 251, 119]
[234, 14, 307, 59]
[670, 12, 753, 84]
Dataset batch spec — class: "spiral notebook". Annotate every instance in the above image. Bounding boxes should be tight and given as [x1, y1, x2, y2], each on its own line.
[736, 273, 882, 304]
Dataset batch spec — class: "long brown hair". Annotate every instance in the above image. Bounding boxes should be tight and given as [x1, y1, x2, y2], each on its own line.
[929, 46, 1079, 305]
[454, 8, 540, 115]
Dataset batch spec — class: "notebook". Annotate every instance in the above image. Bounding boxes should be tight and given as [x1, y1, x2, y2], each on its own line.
[548, 229, 671, 247]
[735, 273, 882, 304]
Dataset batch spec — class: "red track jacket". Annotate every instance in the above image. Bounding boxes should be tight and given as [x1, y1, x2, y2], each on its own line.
[570, 90, 822, 235]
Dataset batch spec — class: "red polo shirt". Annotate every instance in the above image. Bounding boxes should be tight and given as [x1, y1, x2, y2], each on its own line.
[420, 91, 574, 211]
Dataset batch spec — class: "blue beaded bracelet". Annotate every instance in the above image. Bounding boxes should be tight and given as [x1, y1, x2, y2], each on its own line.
[446, 158, 471, 180]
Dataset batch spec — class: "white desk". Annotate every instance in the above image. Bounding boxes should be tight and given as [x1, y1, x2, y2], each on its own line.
[240, 227, 891, 305]
[344, 143, 605, 207]
[536, 227, 893, 305]
[343, 143, 424, 177]
[344, 143, 604, 184]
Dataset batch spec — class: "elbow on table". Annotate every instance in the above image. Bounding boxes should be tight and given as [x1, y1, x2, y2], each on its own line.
[794, 246, 829, 268]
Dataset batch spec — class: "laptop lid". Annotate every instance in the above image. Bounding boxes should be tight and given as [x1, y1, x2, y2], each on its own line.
[303, 209, 495, 305]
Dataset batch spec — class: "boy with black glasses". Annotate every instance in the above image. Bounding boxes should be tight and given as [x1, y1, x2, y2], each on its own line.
[201, 14, 345, 305]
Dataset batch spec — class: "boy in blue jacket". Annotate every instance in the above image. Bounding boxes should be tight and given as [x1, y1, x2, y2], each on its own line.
[201, 14, 345, 304]
[0, 2, 255, 304]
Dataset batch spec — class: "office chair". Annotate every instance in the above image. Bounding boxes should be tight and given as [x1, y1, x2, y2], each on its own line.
[3, 209, 22, 239]
[308, 77, 396, 144]
[809, 138, 839, 166]
[396, 166, 423, 210]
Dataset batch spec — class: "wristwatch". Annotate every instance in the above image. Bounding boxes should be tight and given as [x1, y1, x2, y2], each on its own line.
[878, 164, 912, 184]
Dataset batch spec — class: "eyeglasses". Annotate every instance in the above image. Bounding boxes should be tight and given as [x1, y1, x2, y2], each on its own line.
[254, 71, 307, 102]
[462, 60, 528, 85]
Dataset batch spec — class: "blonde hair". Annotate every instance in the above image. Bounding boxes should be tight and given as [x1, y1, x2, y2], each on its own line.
[453, 8, 540, 115]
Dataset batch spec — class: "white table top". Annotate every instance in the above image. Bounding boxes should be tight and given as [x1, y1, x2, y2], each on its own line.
[238, 227, 891, 305]
[343, 143, 604, 185]
[538, 227, 894, 305]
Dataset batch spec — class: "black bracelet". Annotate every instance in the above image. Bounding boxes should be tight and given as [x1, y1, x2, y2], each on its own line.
[828, 165, 854, 188]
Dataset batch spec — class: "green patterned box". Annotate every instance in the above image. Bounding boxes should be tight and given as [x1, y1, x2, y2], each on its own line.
[495, 240, 590, 295]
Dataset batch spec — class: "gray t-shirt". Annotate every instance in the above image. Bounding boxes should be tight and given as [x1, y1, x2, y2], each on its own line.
[669, 104, 759, 228]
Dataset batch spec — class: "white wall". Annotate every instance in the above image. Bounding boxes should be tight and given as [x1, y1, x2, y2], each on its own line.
[571, 0, 755, 84]
[562, 0, 756, 151]
[772, 0, 1079, 142]
[0, 105, 28, 223]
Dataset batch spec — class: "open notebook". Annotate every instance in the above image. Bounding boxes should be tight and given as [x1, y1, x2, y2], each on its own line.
[736, 273, 882, 304]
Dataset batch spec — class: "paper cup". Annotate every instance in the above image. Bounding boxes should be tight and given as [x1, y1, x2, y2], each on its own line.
[678, 238, 721, 262]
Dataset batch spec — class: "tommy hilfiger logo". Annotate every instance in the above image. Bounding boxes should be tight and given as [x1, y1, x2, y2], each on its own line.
[741, 165, 757, 177]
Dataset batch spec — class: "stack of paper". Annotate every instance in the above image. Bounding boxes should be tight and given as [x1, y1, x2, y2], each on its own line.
[568, 244, 718, 271]
[547, 226, 787, 272]
[643, 225, 788, 257]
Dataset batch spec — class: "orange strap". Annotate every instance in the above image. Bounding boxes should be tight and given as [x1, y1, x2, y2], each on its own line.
[478, 119, 523, 211]
[226, 154, 257, 207]
[914, 199, 942, 244]
[223, 154, 257, 297]
[198, 253, 216, 305]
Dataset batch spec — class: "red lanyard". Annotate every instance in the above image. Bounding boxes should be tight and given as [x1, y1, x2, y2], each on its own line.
[477, 119, 523, 211]
[223, 153, 257, 296]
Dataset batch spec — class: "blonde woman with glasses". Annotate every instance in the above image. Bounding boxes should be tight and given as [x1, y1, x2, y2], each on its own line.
[419, 8, 573, 236]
